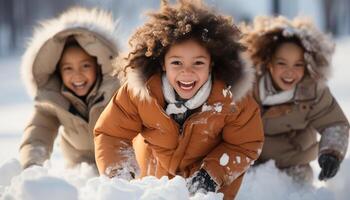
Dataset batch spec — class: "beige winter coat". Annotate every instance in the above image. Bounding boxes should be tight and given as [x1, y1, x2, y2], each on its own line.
[254, 75, 349, 168]
[19, 7, 120, 168]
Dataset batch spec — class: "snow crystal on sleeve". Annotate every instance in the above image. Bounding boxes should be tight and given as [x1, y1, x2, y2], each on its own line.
[220, 153, 229, 166]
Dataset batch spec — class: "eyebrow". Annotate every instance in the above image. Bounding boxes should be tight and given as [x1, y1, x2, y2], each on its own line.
[275, 57, 305, 62]
[60, 59, 93, 66]
[168, 55, 209, 59]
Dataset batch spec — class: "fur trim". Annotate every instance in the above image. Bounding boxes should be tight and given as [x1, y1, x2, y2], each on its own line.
[241, 16, 335, 83]
[125, 52, 255, 103]
[230, 52, 255, 102]
[21, 7, 119, 98]
[125, 68, 151, 102]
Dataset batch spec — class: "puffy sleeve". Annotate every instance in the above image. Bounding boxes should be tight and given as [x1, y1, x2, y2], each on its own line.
[19, 105, 60, 168]
[202, 95, 264, 186]
[94, 83, 142, 176]
[308, 87, 349, 160]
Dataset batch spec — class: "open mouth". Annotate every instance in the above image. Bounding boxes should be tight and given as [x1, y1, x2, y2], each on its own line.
[72, 81, 87, 89]
[177, 80, 196, 91]
[281, 78, 295, 85]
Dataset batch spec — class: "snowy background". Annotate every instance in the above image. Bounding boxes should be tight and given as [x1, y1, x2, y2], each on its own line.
[0, 38, 349, 199]
[1, 0, 350, 199]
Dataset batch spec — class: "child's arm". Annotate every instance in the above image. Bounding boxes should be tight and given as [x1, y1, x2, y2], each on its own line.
[201, 95, 264, 187]
[94, 84, 142, 177]
[307, 87, 349, 180]
[308, 87, 349, 161]
[19, 106, 60, 168]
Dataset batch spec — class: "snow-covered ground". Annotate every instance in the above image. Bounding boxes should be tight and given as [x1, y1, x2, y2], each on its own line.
[0, 38, 349, 200]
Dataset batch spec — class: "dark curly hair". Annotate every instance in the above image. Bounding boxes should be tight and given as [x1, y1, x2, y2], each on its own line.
[122, 0, 245, 87]
[240, 16, 335, 80]
[249, 30, 306, 69]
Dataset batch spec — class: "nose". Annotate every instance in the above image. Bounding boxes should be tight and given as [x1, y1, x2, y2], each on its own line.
[72, 70, 85, 79]
[284, 67, 297, 77]
[181, 65, 194, 74]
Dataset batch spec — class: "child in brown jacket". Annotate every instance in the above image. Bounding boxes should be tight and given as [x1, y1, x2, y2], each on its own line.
[241, 16, 349, 183]
[94, 1, 264, 199]
[19, 7, 120, 169]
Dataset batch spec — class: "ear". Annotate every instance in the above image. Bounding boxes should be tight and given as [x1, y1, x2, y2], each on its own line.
[160, 59, 166, 71]
[267, 62, 274, 74]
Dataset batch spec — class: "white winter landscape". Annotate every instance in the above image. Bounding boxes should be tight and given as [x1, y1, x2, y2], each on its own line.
[0, 38, 349, 200]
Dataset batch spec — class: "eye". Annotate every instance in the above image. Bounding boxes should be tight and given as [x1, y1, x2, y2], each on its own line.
[170, 60, 182, 65]
[194, 61, 205, 65]
[276, 61, 286, 66]
[82, 62, 92, 68]
[295, 63, 305, 68]
[61, 65, 72, 71]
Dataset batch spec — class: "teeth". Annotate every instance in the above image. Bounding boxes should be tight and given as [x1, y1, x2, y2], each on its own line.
[282, 78, 294, 83]
[178, 81, 195, 90]
[73, 82, 85, 87]
[179, 81, 195, 85]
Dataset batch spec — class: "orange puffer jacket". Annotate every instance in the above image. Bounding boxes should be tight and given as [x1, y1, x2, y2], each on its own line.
[94, 73, 264, 199]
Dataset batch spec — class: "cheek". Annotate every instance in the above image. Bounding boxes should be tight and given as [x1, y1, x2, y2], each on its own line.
[60, 72, 71, 84]
[199, 70, 210, 82]
[86, 68, 97, 82]
[90, 73, 97, 83]
[165, 70, 177, 86]
[297, 70, 305, 79]
[269, 68, 282, 81]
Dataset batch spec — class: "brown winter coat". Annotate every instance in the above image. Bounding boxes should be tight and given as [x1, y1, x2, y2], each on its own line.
[254, 75, 349, 168]
[94, 72, 264, 199]
[19, 7, 120, 168]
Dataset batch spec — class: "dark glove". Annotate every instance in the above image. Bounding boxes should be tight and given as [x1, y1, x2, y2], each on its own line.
[187, 169, 218, 195]
[318, 153, 340, 181]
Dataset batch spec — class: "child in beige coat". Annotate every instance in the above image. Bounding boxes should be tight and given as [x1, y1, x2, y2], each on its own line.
[19, 7, 120, 169]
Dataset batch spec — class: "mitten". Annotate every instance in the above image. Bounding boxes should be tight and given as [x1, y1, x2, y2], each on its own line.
[318, 153, 340, 181]
[187, 168, 218, 195]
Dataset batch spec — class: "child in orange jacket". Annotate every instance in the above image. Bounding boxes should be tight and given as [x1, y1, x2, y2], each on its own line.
[94, 1, 264, 199]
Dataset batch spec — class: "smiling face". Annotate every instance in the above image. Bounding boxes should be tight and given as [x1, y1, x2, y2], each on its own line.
[268, 42, 305, 91]
[59, 46, 97, 97]
[163, 39, 211, 99]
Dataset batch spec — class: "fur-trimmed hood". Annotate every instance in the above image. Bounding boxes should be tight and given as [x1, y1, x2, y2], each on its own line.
[240, 16, 335, 83]
[21, 7, 119, 98]
[123, 52, 255, 103]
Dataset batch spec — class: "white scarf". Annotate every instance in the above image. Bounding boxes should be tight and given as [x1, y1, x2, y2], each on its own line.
[259, 73, 295, 106]
[162, 74, 212, 115]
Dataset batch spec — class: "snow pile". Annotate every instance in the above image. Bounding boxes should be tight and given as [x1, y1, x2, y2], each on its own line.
[2, 158, 350, 200]
[324, 158, 350, 200]
[237, 161, 336, 200]
[0, 160, 223, 200]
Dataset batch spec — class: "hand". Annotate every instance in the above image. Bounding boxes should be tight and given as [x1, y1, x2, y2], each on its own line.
[187, 169, 218, 195]
[108, 168, 135, 180]
[318, 153, 340, 181]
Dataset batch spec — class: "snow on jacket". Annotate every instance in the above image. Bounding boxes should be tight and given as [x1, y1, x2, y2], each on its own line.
[94, 67, 264, 199]
[19, 7, 120, 168]
[241, 16, 349, 167]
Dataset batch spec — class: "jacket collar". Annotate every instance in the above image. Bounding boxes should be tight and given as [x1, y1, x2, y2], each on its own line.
[145, 73, 232, 111]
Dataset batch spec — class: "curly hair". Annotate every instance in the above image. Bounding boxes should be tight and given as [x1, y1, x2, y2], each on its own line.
[240, 16, 335, 81]
[122, 0, 245, 87]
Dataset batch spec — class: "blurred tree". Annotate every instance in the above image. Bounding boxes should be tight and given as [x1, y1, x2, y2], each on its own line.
[272, 0, 280, 15]
[324, 0, 350, 36]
